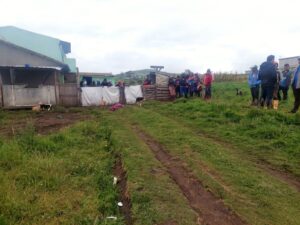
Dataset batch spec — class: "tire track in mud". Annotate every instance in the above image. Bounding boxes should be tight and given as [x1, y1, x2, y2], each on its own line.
[193, 128, 300, 192]
[144, 108, 300, 192]
[194, 130, 300, 192]
[132, 125, 246, 225]
[113, 155, 133, 225]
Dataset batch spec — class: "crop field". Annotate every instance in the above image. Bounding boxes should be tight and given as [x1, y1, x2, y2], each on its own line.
[0, 81, 299, 225]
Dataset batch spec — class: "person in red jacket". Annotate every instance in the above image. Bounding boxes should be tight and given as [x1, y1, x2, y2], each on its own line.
[203, 69, 213, 99]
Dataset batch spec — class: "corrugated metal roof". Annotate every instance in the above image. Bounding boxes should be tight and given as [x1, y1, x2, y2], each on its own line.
[0, 26, 77, 72]
[0, 65, 62, 70]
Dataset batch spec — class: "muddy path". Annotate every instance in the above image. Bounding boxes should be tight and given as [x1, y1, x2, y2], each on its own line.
[113, 155, 133, 225]
[132, 125, 246, 225]
[34, 112, 90, 135]
[145, 108, 300, 192]
[0, 112, 90, 137]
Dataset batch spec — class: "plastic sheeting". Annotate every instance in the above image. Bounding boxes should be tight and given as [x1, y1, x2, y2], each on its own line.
[125, 85, 143, 104]
[81, 85, 144, 106]
[81, 87, 120, 106]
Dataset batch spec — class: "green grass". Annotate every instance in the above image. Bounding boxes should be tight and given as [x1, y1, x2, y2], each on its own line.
[0, 119, 124, 225]
[143, 82, 300, 178]
[95, 111, 198, 225]
[108, 105, 300, 225]
[0, 81, 300, 225]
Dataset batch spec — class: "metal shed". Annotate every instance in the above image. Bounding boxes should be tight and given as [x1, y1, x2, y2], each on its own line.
[0, 66, 60, 108]
[0, 26, 79, 108]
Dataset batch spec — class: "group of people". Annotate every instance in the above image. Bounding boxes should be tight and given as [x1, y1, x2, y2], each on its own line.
[168, 69, 214, 99]
[80, 78, 113, 87]
[248, 55, 300, 113]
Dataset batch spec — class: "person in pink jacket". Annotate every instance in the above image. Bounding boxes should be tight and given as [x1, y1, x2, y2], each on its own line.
[203, 69, 213, 99]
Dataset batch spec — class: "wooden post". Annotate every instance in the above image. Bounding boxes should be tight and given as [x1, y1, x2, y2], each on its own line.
[9, 68, 16, 107]
[119, 85, 126, 105]
[54, 70, 59, 105]
[76, 67, 81, 106]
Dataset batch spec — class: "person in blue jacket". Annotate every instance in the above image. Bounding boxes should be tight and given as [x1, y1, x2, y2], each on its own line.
[290, 58, 300, 113]
[278, 64, 293, 100]
[248, 65, 261, 105]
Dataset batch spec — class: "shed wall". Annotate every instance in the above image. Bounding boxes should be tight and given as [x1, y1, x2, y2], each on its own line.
[0, 41, 61, 68]
[2, 85, 56, 107]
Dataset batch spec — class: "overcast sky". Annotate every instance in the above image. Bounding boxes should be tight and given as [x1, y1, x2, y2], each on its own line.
[1, 0, 299, 74]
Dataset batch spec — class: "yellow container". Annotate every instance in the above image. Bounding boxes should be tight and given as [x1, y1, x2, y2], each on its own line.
[273, 100, 279, 110]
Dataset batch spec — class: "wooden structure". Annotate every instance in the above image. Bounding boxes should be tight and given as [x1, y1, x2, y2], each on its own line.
[142, 85, 170, 101]
[59, 83, 79, 106]
[142, 71, 172, 101]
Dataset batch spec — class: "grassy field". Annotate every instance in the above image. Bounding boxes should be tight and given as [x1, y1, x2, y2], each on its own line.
[0, 81, 300, 225]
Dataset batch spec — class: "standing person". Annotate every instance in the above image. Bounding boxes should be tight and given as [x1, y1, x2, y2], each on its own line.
[278, 64, 292, 100]
[168, 77, 176, 99]
[258, 55, 277, 108]
[203, 69, 213, 99]
[273, 63, 281, 98]
[290, 58, 300, 113]
[194, 73, 201, 97]
[188, 74, 195, 97]
[175, 76, 181, 98]
[101, 78, 109, 86]
[179, 74, 188, 98]
[248, 65, 261, 105]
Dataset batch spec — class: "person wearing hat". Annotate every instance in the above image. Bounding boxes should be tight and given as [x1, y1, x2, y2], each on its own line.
[248, 65, 261, 105]
[258, 55, 277, 108]
[290, 58, 300, 113]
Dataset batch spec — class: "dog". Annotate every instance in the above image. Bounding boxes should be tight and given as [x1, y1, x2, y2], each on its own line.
[236, 88, 243, 96]
[32, 104, 52, 112]
[40, 104, 52, 111]
[136, 97, 144, 107]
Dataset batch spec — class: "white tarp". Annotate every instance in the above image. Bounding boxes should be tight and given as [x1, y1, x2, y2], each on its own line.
[125, 85, 143, 104]
[81, 87, 120, 106]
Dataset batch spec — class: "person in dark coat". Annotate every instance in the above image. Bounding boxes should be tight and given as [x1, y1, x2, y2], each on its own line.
[258, 55, 277, 108]
[179, 75, 188, 98]
[175, 76, 181, 98]
[101, 78, 109, 86]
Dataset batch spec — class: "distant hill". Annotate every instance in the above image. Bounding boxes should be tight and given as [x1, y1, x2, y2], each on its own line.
[114, 69, 152, 85]
[114, 69, 152, 79]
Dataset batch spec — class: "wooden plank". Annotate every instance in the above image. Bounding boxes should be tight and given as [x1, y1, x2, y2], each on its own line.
[59, 83, 79, 107]
[9, 68, 16, 106]
[54, 71, 59, 105]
